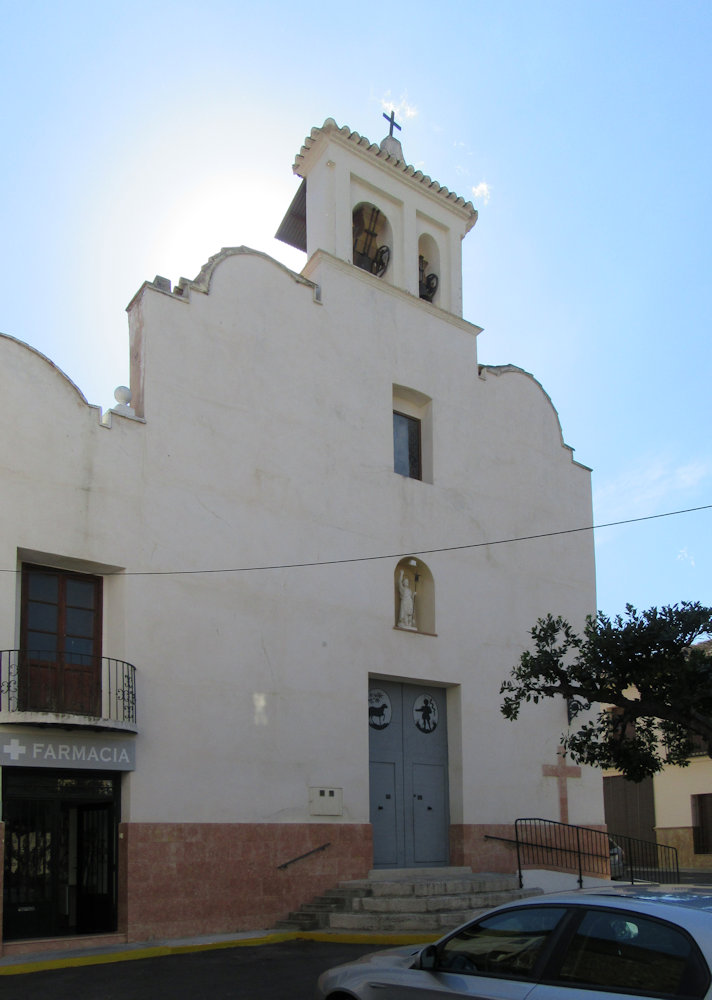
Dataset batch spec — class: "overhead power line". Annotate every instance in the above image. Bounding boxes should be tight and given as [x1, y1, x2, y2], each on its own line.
[2, 503, 709, 577]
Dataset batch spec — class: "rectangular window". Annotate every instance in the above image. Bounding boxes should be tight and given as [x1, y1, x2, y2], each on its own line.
[393, 411, 422, 479]
[20, 564, 102, 716]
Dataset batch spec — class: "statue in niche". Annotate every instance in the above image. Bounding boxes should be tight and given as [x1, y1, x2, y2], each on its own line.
[397, 569, 417, 630]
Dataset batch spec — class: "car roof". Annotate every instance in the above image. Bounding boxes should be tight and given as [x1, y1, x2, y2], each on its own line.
[547, 886, 712, 912]
[491, 886, 712, 932]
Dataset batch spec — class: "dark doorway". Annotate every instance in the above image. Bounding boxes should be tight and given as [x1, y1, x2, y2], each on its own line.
[2, 769, 119, 941]
[692, 794, 712, 854]
[603, 774, 656, 842]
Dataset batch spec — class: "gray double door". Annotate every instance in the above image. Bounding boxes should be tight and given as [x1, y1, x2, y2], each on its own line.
[369, 680, 450, 868]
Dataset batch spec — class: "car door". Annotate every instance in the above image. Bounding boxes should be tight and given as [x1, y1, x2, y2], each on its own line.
[364, 906, 569, 999]
[360, 972, 536, 1000]
[527, 906, 710, 1000]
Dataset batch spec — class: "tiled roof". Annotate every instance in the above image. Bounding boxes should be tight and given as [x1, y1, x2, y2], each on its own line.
[294, 118, 477, 219]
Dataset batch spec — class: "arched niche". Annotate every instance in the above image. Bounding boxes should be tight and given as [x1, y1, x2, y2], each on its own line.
[418, 233, 440, 303]
[394, 557, 435, 635]
[353, 202, 392, 279]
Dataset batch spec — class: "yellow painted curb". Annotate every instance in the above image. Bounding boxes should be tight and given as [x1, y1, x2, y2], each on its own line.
[0, 929, 438, 976]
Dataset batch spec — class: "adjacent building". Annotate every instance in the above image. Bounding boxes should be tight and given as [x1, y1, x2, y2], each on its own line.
[604, 639, 712, 872]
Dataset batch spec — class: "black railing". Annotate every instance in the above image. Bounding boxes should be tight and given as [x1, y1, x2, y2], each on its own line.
[0, 649, 137, 727]
[610, 830, 680, 884]
[277, 842, 331, 870]
[515, 817, 679, 888]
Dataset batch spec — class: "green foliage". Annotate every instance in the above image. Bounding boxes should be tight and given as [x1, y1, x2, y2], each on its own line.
[500, 602, 712, 782]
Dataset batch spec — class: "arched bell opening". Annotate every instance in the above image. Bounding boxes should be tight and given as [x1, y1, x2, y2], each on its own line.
[353, 202, 392, 278]
[418, 234, 440, 303]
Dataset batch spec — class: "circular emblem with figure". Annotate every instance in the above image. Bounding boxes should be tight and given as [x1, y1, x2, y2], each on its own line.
[368, 689, 392, 730]
[413, 694, 438, 733]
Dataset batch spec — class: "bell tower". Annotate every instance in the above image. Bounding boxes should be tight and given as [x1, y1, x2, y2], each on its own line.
[276, 115, 478, 317]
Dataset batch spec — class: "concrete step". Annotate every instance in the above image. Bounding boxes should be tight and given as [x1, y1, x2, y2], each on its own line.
[352, 888, 535, 914]
[275, 870, 542, 935]
[679, 870, 712, 885]
[367, 866, 474, 880]
[329, 908, 485, 932]
[301, 900, 348, 913]
[274, 913, 321, 930]
[336, 875, 519, 899]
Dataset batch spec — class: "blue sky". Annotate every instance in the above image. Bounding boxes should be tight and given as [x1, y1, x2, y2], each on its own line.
[1, 0, 710, 622]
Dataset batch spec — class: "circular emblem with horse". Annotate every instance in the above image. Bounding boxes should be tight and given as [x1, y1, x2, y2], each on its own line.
[413, 694, 438, 733]
[368, 689, 392, 730]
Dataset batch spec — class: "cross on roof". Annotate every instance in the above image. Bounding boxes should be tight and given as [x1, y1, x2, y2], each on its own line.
[383, 110, 402, 138]
[542, 748, 581, 824]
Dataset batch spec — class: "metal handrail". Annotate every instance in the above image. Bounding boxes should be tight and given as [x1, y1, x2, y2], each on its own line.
[515, 817, 679, 888]
[277, 842, 331, 870]
[0, 649, 137, 725]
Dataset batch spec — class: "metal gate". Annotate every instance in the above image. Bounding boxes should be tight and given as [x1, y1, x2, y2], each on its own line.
[369, 681, 449, 868]
[2, 769, 119, 940]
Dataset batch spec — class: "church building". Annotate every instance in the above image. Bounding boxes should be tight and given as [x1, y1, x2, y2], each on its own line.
[0, 116, 601, 949]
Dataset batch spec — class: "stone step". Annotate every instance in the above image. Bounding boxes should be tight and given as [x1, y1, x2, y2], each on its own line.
[275, 870, 541, 935]
[301, 901, 347, 913]
[329, 909, 487, 932]
[367, 866, 474, 881]
[340, 876, 522, 898]
[322, 886, 371, 900]
[352, 889, 533, 914]
[274, 912, 321, 930]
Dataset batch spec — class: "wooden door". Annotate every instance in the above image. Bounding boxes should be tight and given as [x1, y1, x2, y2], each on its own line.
[20, 565, 102, 716]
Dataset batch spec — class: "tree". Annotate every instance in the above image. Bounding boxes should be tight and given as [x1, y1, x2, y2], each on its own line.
[500, 602, 712, 782]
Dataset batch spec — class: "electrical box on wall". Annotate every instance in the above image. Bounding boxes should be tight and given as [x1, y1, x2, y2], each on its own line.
[309, 786, 343, 816]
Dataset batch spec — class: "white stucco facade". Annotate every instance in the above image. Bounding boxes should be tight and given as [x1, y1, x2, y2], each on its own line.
[0, 118, 601, 944]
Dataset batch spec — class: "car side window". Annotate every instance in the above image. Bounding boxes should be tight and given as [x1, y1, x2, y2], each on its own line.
[555, 908, 708, 997]
[438, 907, 567, 979]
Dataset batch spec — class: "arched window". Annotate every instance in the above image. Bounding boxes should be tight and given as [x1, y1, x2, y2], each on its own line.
[353, 202, 392, 278]
[394, 558, 435, 635]
[418, 233, 440, 303]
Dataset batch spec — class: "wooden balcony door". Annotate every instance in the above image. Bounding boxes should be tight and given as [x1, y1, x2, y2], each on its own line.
[20, 564, 102, 716]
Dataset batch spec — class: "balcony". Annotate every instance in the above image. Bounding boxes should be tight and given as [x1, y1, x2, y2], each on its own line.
[0, 650, 137, 732]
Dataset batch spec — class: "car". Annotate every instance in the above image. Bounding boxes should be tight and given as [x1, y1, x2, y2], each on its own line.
[316, 886, 712, 999]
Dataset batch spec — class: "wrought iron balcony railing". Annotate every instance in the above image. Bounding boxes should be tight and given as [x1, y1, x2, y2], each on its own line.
[0, 649, 137, 730]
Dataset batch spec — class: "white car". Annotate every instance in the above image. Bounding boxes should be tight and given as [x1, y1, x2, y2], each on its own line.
[317, 886, 712, 999]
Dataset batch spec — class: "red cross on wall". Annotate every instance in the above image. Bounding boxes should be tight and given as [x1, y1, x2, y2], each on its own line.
[542, 748, 581, 824]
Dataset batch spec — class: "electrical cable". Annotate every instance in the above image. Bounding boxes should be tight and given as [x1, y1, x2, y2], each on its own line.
[1, 504, 709, 577]
[8, 502, 704, 578]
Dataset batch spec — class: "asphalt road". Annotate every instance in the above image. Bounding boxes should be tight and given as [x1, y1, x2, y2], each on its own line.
[0, 940, 385, 1000]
